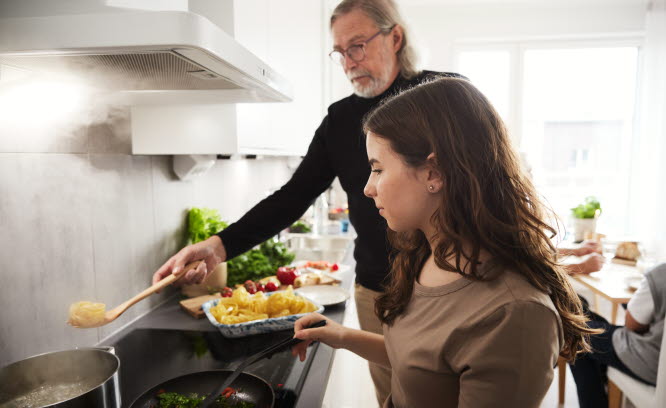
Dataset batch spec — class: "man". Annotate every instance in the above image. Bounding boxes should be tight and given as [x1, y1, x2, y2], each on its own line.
[153, 0, 463, 404]
[569, 263, 665, 408]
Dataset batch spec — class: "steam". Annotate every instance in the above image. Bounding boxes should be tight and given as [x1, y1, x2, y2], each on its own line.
[0, 67, 128, 141]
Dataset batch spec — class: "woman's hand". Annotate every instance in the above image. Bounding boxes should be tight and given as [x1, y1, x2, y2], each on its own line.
[579, 253, 605, 273]
[574, 241, 602, 257]
[292, 313, 347, 361]
[566, 253, 605, 275]
[152, 236, 226, 286]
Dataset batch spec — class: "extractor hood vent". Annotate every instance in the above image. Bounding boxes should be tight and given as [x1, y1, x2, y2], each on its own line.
[0, 7, 292, 103]
[0, 52, 242, 91]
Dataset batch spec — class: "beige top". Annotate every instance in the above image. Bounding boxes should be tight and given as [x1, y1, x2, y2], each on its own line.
[383, 265, 563, 408]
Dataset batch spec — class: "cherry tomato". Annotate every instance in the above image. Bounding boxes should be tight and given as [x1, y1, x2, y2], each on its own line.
[244, 280, 257, 294]
[265, 281, 278, 292]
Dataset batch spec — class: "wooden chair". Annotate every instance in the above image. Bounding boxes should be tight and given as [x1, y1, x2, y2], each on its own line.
[607, 315, 666, 408]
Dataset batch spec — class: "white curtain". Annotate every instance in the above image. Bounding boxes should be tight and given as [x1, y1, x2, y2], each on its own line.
[628, 0, 666, 260]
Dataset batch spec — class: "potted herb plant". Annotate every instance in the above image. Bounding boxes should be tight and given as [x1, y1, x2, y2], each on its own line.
[571, 196, 602, 243]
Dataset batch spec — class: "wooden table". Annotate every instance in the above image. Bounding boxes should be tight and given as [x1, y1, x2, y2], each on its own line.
[568, 259, 643, 323]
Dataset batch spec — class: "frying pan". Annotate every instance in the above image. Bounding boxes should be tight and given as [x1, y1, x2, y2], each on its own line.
[129, 370, 274, 408]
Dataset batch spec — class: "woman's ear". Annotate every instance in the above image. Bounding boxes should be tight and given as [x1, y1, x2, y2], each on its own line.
[425, 153, 443, 193]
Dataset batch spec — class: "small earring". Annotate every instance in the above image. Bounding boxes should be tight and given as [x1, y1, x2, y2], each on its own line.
[428, 185, 434, 191]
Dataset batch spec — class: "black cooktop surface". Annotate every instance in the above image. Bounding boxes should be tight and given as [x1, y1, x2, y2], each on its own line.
[110, 328, 319, 408]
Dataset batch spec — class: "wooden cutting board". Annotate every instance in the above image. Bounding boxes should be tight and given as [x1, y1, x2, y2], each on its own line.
[179, 293, 221, 319]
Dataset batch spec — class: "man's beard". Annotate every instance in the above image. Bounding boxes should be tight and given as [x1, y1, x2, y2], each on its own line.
[347, 65, 393, 98]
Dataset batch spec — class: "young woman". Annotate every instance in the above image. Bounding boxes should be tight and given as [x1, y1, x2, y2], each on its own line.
[292, 77, 596, 407]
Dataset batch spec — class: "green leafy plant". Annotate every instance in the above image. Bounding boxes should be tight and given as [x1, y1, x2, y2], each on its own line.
[185, 207, 295, 287]
[289, 220, 312, 233]
[187, 207, 228, 244]
[226, 239, 295, 287]
[571, 196, 602, 219]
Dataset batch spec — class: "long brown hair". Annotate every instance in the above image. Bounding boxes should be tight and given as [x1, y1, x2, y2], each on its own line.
[363, 77, 595, 360]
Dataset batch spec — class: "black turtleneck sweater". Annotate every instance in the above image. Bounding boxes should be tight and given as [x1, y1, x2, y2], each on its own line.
[218, 70, 463, 292]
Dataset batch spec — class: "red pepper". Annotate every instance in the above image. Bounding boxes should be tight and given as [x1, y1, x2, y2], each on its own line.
[221, 287, 233, 297]
[276, 266, 300, 285]
[256, 282, 266, 292]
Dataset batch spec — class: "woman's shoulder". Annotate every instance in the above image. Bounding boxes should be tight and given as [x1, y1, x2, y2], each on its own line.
[472, 265, 559, 319]
[466, 270, 562, 340]
[500, 269, 555, 302]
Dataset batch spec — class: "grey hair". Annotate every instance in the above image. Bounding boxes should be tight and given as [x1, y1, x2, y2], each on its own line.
[331, 0, 420, 79]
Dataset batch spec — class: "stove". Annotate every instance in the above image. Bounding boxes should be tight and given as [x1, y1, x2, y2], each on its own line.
[109, 328, 319, 408]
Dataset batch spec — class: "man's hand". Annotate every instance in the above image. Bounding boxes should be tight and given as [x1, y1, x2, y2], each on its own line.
[152, 236, 227, 286]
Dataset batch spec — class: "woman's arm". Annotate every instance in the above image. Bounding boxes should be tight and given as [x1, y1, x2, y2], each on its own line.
[452, 302, 560, 408]
[292, 313, 391, 368]
[563, 253, 605, 275]
[558, 241, 602, 257]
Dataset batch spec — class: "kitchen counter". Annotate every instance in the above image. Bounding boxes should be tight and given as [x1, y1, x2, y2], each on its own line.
[100, 260, 354, 408]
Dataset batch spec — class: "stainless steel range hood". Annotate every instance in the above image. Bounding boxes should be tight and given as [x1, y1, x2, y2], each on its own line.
[0, 2, 292, 104]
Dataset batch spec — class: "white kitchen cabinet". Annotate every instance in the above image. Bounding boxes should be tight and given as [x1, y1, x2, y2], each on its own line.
[234, 0, 326, 155]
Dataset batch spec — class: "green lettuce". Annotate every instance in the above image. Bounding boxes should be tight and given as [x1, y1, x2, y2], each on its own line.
[187, 208, 228, 244]
[186, 207, 295, 286]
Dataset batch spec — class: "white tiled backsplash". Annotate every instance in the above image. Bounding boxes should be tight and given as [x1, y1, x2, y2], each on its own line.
[0, 106, 295, 366]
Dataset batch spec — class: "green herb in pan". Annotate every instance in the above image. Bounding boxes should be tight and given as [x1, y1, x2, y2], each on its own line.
[155, 391, 255, 408]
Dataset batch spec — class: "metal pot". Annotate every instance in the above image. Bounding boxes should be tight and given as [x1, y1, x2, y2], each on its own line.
[0, 347, 120, 408]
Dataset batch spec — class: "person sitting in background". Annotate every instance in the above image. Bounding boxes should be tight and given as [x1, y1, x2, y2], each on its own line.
[291, 77, 597, 408]
[559, 240, 605, 275]
[569, 263, 666, 408]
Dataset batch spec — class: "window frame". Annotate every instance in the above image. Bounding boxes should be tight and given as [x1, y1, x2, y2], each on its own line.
[453, 35, 644, 236]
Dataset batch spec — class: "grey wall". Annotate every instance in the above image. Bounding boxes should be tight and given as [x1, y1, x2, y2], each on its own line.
[0, 106, 294, 367]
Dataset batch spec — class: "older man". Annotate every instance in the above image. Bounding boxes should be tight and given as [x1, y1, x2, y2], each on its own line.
[153, 0, 463, 404]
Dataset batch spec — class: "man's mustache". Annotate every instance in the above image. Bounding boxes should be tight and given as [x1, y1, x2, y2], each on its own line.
[347, 69, 373, 81]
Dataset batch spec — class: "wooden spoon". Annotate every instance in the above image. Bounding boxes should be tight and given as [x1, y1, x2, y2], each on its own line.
[68, 261, 202, 328]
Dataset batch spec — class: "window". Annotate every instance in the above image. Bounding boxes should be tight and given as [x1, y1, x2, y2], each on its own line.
[457, 50, 511, 121]
[456, 44, 640, 238]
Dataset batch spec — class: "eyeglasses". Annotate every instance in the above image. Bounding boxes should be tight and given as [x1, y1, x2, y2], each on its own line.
[328, 26, 395, 65]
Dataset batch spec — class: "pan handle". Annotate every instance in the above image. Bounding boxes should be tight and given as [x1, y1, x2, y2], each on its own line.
[199, 320, 327, 408]
[249, 319, 327, 364]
